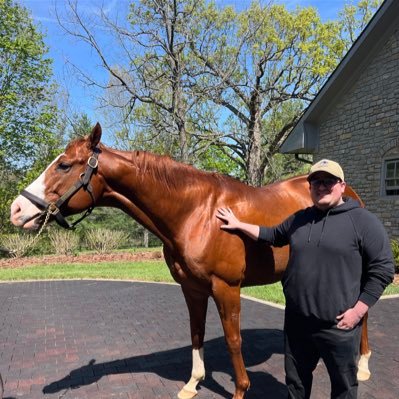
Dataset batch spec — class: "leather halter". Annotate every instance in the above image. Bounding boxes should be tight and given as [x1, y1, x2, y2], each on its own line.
[20, 148, 100, 230]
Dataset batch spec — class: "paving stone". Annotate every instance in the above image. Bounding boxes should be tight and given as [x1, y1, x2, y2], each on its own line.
[0, 281, 397, 398]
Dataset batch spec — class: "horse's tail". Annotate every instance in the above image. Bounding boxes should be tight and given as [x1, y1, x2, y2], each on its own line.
[344, 185, 365, 208]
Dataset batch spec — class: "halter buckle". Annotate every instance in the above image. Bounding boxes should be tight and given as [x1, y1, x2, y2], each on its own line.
[87, 156, 98, 169]
[48, 203, 60, 215]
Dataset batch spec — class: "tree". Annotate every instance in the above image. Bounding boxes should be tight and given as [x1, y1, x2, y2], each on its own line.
[0, 0, 59, 170]
[56, 0, 381, 187]
[339, 0, 382, 48]
[67, 112, 94, 141]
[190, 0, 382, 185]
[0, 0, 61, 234]
[58, 113, 160, 248]
[58, 0, 202, 162]
[187, 3, 343, 185]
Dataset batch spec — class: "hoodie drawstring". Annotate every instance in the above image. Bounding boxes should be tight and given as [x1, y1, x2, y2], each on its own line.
[308, 220, 315, 243]
[318, 209, 331, 246]
[308, 209, 332, 246]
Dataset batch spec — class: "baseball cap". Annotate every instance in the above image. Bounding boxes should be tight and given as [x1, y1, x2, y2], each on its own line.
[307, 159, 344, 182]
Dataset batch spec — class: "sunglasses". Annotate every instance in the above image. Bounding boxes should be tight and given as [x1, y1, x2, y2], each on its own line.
[309, 178, 341, 189]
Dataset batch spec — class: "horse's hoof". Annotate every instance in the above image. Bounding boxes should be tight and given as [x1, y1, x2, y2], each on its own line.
[177, 388, 198, 399]
[357, 351, 371, 381]
[357, 369, 371, 381]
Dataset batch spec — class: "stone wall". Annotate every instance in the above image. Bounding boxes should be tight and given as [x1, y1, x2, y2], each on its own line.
[316, 29, 399, 237]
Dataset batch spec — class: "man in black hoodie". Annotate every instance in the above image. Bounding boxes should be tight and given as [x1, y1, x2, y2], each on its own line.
[216, 159, 394, 399]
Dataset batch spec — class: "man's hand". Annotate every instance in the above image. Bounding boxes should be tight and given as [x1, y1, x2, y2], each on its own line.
[336, 301, 369, 330]
[216, 207, 241, 230]
[216, 207, 260, 240]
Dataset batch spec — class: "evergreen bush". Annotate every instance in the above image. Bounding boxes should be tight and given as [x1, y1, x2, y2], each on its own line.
[391, 240, 399, 274]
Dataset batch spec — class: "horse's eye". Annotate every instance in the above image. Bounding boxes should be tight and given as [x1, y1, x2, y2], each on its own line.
[57, 163, 71, 172]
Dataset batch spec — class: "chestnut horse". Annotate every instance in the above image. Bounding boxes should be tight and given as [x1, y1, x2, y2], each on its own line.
[10, 124, 371, 399]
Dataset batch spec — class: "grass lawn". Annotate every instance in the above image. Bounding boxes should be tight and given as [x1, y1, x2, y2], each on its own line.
[0, 259, 397, 304]
[0, 260, 174, 283]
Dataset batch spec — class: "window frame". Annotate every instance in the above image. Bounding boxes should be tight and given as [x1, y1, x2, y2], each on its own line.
[382, 157, 399, 197]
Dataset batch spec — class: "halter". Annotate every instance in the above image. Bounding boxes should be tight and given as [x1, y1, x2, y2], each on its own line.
[20, 148, 100, 230]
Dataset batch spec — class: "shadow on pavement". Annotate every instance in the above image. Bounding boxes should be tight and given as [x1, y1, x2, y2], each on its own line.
[43, 328, 286, 399]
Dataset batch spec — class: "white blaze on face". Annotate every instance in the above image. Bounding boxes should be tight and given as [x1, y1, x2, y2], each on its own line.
[10, 154, 64, 229]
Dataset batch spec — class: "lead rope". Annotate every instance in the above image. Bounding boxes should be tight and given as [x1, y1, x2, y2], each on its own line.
[7, 209, 51, 257]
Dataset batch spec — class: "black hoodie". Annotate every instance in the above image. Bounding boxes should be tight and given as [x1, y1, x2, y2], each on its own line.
[259, 198, 395, 323]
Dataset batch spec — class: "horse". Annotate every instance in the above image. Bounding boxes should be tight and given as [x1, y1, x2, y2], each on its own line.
[10, 123, 372, 399]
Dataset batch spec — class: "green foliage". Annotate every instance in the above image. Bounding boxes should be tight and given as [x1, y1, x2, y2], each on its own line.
[0, 165, 20, 235]
[261, 101, 312, 183]
[0, 0, 59, 171]
[187, 1, 350, 185]
[195, 145, 244, 179]
[72, 207, 161, 248]
[339, 0, 383, 47]
[0, 0, 62, 234]
[263, 154, 311, 184]
[67, 113, 94, 141]
[391, 240, 399, 274]
[63, 0, 380, 186]
[3, 0, 383, 242]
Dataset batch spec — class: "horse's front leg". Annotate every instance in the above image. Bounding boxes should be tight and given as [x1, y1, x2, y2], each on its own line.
[212, 277, 249, 399]
[357, 312, 371, 381]
[178, 287, 208, 399]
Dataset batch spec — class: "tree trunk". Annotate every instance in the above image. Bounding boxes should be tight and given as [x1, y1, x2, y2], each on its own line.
[143, 229, 149, 248]
[247, 94, 263, 187]
[178, 121, 189, 163]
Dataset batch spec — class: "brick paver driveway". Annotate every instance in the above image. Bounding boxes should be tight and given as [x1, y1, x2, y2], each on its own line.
[0, 280, 397, 398]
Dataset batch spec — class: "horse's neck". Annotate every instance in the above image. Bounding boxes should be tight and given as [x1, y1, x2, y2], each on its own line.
[100, 148, 209, 238]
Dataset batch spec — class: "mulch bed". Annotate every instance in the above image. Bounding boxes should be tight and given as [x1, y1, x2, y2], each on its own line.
[0, 250, 164, 269]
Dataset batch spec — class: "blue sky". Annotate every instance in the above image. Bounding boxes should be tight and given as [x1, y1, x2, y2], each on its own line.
[20, 0, 352, 142]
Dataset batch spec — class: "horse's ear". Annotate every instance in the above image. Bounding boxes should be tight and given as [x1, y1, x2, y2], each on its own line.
[88, 123, 102, 149]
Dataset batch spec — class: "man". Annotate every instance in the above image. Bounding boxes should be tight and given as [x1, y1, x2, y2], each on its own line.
[216, 159, 394, 399]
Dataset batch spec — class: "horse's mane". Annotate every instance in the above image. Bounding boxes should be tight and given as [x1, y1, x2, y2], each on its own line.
[102, 144, 244, 192]
[69, 139, 307, 196]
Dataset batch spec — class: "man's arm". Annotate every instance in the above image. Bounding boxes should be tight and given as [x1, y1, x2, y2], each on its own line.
[337, 210, 395, 329]
[216, 207, 260, 240]
[216, 207, 293, 247]
[359, 211, 395, 307]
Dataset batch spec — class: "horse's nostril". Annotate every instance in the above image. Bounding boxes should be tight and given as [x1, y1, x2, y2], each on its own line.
[10, 200, 21, 218]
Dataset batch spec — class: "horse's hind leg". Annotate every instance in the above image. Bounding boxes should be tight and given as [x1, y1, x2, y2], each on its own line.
[178, 287, 208, 399]
[357, 312, 371, 381]
[212, 277, 249, 399]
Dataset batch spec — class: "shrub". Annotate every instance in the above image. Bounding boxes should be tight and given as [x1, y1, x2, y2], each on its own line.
[391, 240, 399, 274]
[0, 233, 37, 258]
[48, 229, 80, 255]
[85, 228, 128, 254]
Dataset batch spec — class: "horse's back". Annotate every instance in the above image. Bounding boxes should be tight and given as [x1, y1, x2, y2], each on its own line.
[236, 176, 311, 286]
[237, 175, 362, 287]
[170, 173, 362, 288]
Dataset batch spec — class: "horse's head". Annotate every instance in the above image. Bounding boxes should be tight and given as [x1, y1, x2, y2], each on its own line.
[10, 123, 103, 230]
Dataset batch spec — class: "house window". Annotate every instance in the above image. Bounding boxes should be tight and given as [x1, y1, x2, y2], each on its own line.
[384, 159, 399, 196]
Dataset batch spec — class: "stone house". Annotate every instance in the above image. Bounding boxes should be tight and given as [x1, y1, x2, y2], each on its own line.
[280, 0, 399, 237]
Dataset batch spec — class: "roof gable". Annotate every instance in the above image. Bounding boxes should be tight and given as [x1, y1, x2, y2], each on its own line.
[280, 0, 399, 154]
